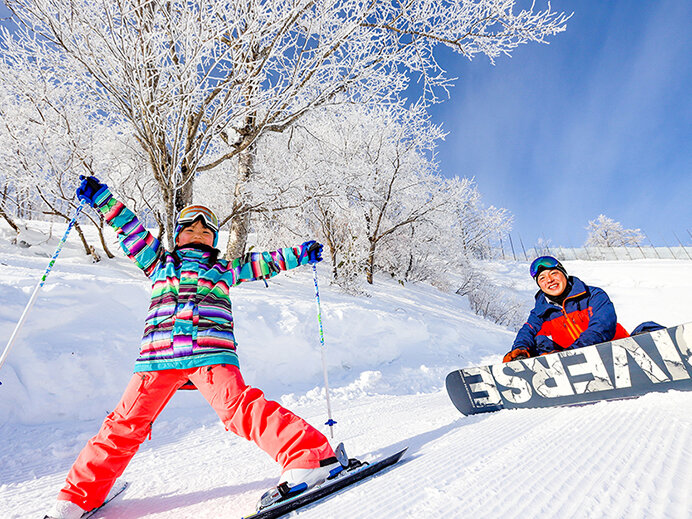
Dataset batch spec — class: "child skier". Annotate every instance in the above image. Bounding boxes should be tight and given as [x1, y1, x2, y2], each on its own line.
[45, 176, 343, 519]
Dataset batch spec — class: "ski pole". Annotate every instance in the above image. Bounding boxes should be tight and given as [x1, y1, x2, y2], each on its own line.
[312, 263, 337, 438]
[0, 200, 86, 378]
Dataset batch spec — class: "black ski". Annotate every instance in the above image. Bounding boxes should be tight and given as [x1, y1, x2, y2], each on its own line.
[242, 447, 407, 519]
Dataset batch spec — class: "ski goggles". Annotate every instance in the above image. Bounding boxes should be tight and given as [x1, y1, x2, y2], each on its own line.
[529, 255, 562, 279]
[176, 205, 219, 232]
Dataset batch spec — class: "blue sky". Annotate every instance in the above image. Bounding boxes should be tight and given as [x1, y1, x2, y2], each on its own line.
[2, 1, 689, 249]
[426, 0, 691, 248]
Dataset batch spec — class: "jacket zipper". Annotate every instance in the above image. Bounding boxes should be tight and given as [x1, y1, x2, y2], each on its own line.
[561, 291, 586, 341]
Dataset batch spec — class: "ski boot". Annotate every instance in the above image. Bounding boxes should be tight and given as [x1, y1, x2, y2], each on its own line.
[43, 500, 86, 519]
[256, 443, 351, 511]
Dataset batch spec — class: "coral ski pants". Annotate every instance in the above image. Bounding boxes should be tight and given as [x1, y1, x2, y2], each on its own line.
[58, 365, 335, 511]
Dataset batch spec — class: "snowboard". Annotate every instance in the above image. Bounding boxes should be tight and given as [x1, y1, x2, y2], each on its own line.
[446, 322, 692, 416]
[242, 447, 408, 519]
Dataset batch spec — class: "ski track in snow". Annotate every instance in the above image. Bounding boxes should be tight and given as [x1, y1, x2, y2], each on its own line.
[1, 222, 691, 518]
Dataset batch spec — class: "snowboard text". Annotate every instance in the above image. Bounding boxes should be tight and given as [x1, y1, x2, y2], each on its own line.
[461, 325, 692, 412]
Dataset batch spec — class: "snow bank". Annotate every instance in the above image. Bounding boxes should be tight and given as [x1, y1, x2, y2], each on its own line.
[2, 221, 692, 426]
[0, 220, 514, 425]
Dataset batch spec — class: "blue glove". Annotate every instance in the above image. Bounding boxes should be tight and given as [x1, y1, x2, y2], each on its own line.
[535, 335, 560, 355]
[76, 175, 108, 207]
[301, 240, 323, 264]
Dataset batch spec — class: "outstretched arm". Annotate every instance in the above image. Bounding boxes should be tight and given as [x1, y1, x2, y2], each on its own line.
[229, 241, 322, 285]
[78, 176, 162, 276]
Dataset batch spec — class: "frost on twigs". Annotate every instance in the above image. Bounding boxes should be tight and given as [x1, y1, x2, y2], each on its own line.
[1, 0, 568, 251]
[457, 266, 528, 330]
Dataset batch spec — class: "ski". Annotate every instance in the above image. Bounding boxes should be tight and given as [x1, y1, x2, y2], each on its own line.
[446, 322, 692, 416]
[242, 447, 407, 519]
[81, 481, 129, 518]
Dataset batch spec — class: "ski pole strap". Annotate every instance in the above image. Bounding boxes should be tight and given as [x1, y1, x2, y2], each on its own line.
[0, 200, 86, 378]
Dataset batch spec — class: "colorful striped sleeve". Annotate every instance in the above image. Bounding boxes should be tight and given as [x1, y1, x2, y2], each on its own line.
[228, 245, 307, 286]
[93, 188, 162, 276]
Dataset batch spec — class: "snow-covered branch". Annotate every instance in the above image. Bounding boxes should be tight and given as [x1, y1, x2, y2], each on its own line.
[2, 0, 567, 250]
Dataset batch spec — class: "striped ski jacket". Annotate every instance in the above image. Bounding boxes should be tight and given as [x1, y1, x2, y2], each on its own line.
[511, 276, 629, 356]
[94, 188, 312, 372]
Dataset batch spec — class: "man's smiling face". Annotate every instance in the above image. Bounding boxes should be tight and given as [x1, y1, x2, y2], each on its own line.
[537, 269, 568, 298]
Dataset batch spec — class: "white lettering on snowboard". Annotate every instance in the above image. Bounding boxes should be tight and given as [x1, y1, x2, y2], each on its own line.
[462, 366, 503, 408]
[561, 347, 614, 394]
[612, 337, 669, 388]
[674, 323, 692, 369]
[491, 363, 532, 403]
[650, 329, 690, 381]
[523, 355, 574, 398]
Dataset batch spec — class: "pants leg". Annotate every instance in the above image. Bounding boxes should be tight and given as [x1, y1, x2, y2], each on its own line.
[57, 370, 186, 510]
[190, 365, 334, 472]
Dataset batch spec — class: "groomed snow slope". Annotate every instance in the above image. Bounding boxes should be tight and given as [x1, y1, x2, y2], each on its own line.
[0, 222, 690, 518]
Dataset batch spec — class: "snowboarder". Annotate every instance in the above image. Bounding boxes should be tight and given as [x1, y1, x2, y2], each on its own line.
[503, 256, 630, 362]
[45, 176, 343, 519]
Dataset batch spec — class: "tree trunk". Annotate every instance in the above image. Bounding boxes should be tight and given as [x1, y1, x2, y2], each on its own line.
[168, 175, 194, 249]
[225, 143, 255, 259]
[0, 186, 20, 233]
[73, 222, 100, 261]
[0, 203, 20, 233]
[159, 180, 177, 250]
[154, 211, 166, 243]
[403, 226, 415, 281]
[176, 170, 194, 213]
[327, 239, 338, 281]
[96, 215, 115, 259]
[315, 202, 338, 280]
[366, 239, 377, 285]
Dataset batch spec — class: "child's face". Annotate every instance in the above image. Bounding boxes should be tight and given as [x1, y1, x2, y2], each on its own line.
[176, 220, 215, 248]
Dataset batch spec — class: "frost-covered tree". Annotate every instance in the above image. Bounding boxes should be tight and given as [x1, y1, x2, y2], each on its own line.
[0, 52, 158, 258]
[585, 214, 644, 248]
[2, 0, 569, 252]
[219, 102, 510, 289]
[250, 102, 450, 285]
[381, 174, 511, 287]
[0, 59, 106, 257]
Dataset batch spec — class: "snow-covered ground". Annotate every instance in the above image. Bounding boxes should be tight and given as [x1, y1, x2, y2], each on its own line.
[0, 221, 691, 518]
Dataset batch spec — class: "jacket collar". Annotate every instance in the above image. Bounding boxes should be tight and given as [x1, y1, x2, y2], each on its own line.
[174, 244, 216, 259]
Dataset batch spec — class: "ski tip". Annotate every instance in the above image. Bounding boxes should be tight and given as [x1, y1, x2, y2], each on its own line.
[392, 446, 408, 460]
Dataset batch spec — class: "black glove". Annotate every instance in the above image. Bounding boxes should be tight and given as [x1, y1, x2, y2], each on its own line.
[76, 175, 108, 207]
[301, 240, 323, 264]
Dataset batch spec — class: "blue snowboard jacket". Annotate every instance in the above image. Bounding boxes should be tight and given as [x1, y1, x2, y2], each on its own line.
[511, 276, 629, 356]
